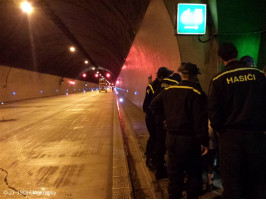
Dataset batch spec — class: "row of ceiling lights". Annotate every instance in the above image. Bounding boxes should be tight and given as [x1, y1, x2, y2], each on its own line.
[69, 46, 90, 65]
[21, 2, 91, 68]
[20, 1, 114, 83]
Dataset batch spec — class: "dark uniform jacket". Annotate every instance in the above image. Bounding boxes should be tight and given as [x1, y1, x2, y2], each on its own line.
[153, 77, 180, 97]
[152, 77, 180, 124]
[143, 77, 180, 115]
[149, 80, 209, 146]
[208, 60, 266, 133]
[143, 79, 160, 115]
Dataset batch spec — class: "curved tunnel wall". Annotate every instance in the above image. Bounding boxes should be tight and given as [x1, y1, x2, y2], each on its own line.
[118, 0, 218, 108]
[118, 0, 265, 109]
[0, 65, 98, 103]
[118, 0, 181, 108]
[164, 0, 218, 93]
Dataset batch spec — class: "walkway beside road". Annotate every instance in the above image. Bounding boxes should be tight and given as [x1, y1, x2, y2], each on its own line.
[118, 95, 223, 198]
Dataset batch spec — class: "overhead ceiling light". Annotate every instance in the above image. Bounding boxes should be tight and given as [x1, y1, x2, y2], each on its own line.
[92, 67, 95, 70]
[84, 60, 89, 64]
[69, 46, 76, 52]
[21, 1, 33, 14]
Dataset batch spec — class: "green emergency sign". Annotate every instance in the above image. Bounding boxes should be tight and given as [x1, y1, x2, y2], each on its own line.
[177, 3, 207, 35]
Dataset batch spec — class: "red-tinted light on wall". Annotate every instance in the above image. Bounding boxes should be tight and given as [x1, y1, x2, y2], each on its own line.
[82, 73, 87, 78]
[106, 73, 111, 78]
[95, 74, 99, 78]
[69, 81, 75, 85]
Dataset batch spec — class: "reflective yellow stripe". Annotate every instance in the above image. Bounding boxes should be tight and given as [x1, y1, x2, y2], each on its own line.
[213, 68, 263, 81]
[148, 84, 154, 94]
[163, 78, 179, 84]
[164, 85, 201, 95]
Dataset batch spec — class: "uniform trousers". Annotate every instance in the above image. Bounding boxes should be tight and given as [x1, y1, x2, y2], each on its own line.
[145, 114, 156, 158]
[166, 133, 202, 198]
[153, 119, 166, 172]
[219, 130, 265, 198]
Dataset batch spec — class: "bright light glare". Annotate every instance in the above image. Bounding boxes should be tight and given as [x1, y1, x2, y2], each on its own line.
[21, 1, 33, 14]
[92, 67, 95, 70]
[68, 81, 75, 85]
[119, 98, 124, 103]
[84, 60, 89, 64]
[1, 102, 4, 105]
[69, 46, 76, 52]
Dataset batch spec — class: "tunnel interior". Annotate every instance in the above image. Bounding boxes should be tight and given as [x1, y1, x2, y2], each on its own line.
[0, 0, 150, 84]
[0, 0, 265, 104]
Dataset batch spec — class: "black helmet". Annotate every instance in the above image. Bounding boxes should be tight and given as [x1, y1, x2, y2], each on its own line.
[157, 67, 174, 78]
[178, 62, 201, 75]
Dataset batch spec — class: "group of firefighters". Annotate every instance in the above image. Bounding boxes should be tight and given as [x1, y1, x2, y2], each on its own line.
[143, 43, 266, 198]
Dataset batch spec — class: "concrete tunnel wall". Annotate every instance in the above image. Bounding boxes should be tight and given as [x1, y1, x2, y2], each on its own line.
[118, 0, 218, 109]
[0, 65, 98, 103]
[117, 0, 182, 108]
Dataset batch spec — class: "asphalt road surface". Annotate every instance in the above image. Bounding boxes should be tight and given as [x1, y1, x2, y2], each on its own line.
[0, 90, 115, 199]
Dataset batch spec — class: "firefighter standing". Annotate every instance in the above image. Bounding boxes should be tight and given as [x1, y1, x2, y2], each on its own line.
[150, 62, 209, 198]
[151, 73, 181, 179]
[208, 43, 266, 198]
[143, 67, 173, 169]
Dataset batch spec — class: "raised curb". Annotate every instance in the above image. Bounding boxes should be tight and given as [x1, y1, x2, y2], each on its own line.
[112, 99, 133, 199]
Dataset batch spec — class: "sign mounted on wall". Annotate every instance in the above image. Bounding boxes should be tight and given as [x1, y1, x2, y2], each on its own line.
[177, 3, 207, 35]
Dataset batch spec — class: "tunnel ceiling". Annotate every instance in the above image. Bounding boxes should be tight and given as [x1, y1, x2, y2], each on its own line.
[0, 0, 150, 83]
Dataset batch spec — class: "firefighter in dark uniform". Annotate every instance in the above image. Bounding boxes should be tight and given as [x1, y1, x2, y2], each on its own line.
[151, 73, 181, 179]
[143, 67, 174, 169]
[150, 62, 209, 198]
[208, 43, 266, 198]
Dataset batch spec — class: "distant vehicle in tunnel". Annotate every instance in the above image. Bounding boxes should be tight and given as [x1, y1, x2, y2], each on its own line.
[99, 78, 107, 93]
